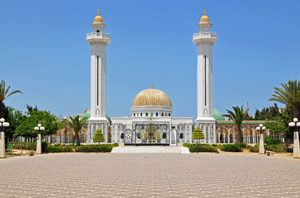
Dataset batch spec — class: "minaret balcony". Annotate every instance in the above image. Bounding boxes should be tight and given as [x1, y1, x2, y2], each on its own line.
[193, 32, 217, 40]
[86, 32, 111, 40]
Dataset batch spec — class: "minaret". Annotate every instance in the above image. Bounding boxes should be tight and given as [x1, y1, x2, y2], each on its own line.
[192, 9, 217, 143]
[86, 9, 111, 143]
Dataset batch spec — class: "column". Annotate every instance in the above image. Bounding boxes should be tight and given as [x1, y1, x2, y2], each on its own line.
[36, 134, 42, 154]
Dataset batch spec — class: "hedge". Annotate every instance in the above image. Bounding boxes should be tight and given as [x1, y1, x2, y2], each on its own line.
[8, 141, 48, 152]
[265, 143, 288, 153]
[264, 137, 282, 145]
[80, 144, 113, 152]
[189, 144, 219, 153]
[221, 144, 242, 152]
[249, 145, 259, 152]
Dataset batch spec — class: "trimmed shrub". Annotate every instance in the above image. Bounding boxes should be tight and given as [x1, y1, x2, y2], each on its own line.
[93, 129, 105, 144]
[75, 146, 84, 152]
[191, 127, 205, 144]
[212, 144, 218, 147]
[46, 146, 64, 153]
[62, 146, 73, 152]
[264, 137, 282, 145]
[183, 143, 190, 147]
[265, 143, 287, 153]
[41, 141, 48, 152]
[113, 143, 119, 147]
[8, 142, 36, 150]
[81, 144, 113, 152]
[221, 144, 242, 152]
[189, 145, 219, 153]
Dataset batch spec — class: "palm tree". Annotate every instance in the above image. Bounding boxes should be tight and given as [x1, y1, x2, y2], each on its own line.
[269, 80, 300, 119]
[223, 106, 249, 143]
[0, 79, 23, 118]
[62, 115, 88, 146]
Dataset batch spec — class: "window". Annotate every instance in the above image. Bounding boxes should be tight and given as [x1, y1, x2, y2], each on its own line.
[165, 113, 167, 116]
[156, 113, 158, 116]
[134, 113, 135, 117]
[162, 113, 164, 116]
[151, 113, 153, 116]
[146, 113, 148, 116]
[97, 30, 99, 33]
[141, 113, 142, 117]
[169, 113, 171, 116]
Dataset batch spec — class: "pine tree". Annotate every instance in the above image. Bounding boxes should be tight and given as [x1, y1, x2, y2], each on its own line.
[93, 129, 105, 144]
[191, 127, 205, 145]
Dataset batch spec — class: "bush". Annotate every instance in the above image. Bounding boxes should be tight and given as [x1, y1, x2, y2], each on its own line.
[235, 142, 248, 148]
[249, 145, 259, 152]
[221, 144, 242, 152]
[189, 145, 219, 153]
[75, 146, 84, 152]
[264, 137, 282, 145]
[212, 144, 218, 147]
[8, 142, 36, 150]
[183, 143, 190, 147]
[41, 141, 48, 152]
[62, 146, 73, 152]
[265, 143, 287, 153]
[45, 146, 64, 153]
[113, 143, 119, 147]
[81, 144, 113, 152]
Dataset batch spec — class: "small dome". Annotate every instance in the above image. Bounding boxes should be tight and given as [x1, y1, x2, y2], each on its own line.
[213, 109, 225, 121]
[81, 109, 111, 122]
[94, 9, 103, 23]
[132, 85, 172, 107]
[200, 8, 210, 23]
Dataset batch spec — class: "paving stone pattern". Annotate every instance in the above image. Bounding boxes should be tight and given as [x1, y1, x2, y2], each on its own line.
[0, 153, 300, 197]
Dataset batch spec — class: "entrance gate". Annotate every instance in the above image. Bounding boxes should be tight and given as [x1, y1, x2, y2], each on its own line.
[124, 124, 169, 145]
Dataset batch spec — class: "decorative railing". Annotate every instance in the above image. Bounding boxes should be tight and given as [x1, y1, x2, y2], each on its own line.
[86, 32, 111, 39]
[193, 32, 217, 39]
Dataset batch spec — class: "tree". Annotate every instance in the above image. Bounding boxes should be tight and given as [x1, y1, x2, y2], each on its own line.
[223, 106, 249, 143]
[0, 79, 23, 118]
[62, 115, 88, 146]
[269, 80, 300, 119]
[93, 129, 105, 144]
[191, 127, 205, 145]
[14, 105, 62, 139]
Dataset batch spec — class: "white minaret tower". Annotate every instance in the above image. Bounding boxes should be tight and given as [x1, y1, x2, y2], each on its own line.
[86, 9, 111, 143]
[193, 9, 217, 143]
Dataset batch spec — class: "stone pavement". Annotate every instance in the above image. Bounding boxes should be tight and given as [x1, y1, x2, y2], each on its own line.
[0, 153, 300, 197]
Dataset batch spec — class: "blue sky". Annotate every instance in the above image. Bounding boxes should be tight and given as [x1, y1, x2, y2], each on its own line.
[1, 0, 300, 120]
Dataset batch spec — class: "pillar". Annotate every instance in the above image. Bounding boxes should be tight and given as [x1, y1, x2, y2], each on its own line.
[36, 134, 42, 154]
[259, 134, 264, 154]
[293, 132, 300, 159]
[0, 132, 5, 158]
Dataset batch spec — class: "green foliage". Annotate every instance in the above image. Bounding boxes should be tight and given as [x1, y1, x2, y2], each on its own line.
[113, 143, 119, 147]
[93, 129, 105, 144]
[8, 141, 48, 152]
[45, 145, 74, 153]
[249, 145, 259, 152]
[41, 141, 48, 152]
[221, 144, 243, 152]
[189, 144, 219, 153]
[183, 143, 190, 147]
[253, 103, 280, 120]
[62, 115, 88, 146]
[265, 143, 288, 153]
[269, 80, 300, 119]
[75, 146, 84, 152]
[264, 137, 282, 145]
[224, 106, 249, 143]
[13, 105, 62, 138]
[191, 127, 205, 144]
[80, 144, 113, 152]
[212, 144, 218, 147]
[235, 142, 248, 148]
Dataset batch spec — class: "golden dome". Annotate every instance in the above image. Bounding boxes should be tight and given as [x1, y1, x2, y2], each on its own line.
[94, 9, 103, 23]
[200, 8, 209, 23]
[132, 83, 172, 107]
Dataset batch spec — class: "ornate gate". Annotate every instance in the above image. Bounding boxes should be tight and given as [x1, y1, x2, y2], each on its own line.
[124, 129, 133, 145]
[134, 124, 169, 145]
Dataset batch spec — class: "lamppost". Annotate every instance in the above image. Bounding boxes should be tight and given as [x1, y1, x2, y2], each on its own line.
[289, 118, 300, 159]
[0, 118, 10, 158]
[34, 124, 45, 154]
[256, 124, 266, 154]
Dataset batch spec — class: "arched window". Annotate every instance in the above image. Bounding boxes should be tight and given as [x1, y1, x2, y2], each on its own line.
[169, 113, 171, 116]
[141, 113, 142, 117]
[162, 113, 164, 116]
[134, 113, 135, 117]
[146, 113, 148, 116]
[156, 113, 158, 116]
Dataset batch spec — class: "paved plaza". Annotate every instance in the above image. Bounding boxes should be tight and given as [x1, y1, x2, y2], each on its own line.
[1, 153, 300, 197]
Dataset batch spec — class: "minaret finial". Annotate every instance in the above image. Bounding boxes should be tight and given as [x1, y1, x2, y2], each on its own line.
[204, 7, 206, 15]
[151, 82, 153, 89]
[98, 8, 100, 16]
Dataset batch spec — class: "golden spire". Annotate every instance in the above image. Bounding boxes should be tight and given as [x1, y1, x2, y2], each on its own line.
[98, 8, 100, 15]
[204, 7, 206, 15]
[151, 82, 153, 89]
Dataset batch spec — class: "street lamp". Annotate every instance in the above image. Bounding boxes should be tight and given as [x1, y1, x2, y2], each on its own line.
[289, 118, 300, 159]
[0, 118, 10, 158]
[256, 124, 266, 154]
[34, 124, 45, 154]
